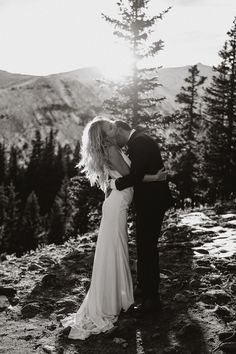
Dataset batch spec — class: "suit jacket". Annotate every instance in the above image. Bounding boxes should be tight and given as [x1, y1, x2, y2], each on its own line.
[115, 130, 173, 212]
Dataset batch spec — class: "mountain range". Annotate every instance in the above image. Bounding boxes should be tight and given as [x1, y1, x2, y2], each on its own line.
[0, 63, 213, 148]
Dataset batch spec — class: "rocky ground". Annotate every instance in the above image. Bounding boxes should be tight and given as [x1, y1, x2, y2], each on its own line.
[0, 205, 236, 354]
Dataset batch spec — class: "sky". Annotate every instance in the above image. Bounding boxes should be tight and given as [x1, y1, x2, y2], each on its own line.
[0, 0, 235, 76]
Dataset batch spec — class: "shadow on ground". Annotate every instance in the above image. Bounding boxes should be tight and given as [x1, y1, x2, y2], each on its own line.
[54, 219, 210, 354]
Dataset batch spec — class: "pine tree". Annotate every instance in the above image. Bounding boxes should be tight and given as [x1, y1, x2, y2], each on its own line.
[19, 191, 41, 254]
[204, 17, 236, 200]
[69, 175, 104, 235]
[176, 65, 206, 141]
[47, 178, 73, 244]
[170, 65, 206, 205]
[62, 144, 72, 178]
[70, 141, 81, 178]
[47, 196, 65, 245]
[40, 129, 58, 213]
[0, 185, 8, 251]
[26, 129, 43, 197]
[0, 143, 6, 185]
[4, 183, 20, 254]
[102, 0, 171, 127]
[7, 146, 19, 188]
[0, 185, 7, 225]
[54, 144, 66, 190]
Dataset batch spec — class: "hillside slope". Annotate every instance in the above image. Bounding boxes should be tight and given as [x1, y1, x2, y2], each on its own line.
[0, 64, 213, 148]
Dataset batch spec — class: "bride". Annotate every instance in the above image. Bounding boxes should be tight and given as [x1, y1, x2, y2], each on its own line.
[60, 117, 166, 340]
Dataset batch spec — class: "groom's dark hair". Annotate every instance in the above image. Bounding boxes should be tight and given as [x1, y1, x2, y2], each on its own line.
[115, 120, 131, 131]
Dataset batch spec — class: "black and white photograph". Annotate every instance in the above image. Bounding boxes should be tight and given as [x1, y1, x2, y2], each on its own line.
[0, 0, 235, 353]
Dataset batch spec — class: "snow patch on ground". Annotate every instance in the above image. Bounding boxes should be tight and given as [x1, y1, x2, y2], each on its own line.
[178, 212, 212, 227]
[178, 211, 236, 258]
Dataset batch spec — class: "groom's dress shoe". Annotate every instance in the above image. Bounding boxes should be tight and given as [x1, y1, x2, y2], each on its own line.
[131, 299, 162, 319]
[144, 298, 162, 311]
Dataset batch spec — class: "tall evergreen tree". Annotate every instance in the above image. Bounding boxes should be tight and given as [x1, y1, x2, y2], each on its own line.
[40, 129, 58, 213]
[0, 185, 7, 225]
[69, 175, 104, 235]
[204, 17, 236, 199]
[26, 129, 43, 197]
[70, 141, 81, 178]
[62, 144, 72, 178]
[54, 144, 66, 190]
[176, 65, 206, 142]
[19, 191, 41, 254]
[58, 178, 74, 239]
[0, 185, 8, 251]
[102, 0, 171, 127]
[170, 65, 206, 205]
[4, 183, 20, 254]
[47, 196, 65, 245]
[47, 178, 74, 244]
[7, 146, 19, 188]
[0, 143, 6, 185]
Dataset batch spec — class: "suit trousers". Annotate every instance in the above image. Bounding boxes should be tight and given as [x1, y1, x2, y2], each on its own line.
[135, 205, 165, 301]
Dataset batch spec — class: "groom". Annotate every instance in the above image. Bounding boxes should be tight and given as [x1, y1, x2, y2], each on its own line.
[110, 121, 173, 316]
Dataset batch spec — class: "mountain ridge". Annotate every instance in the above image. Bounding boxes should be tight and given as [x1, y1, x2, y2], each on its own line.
[0, 64, 213, 148]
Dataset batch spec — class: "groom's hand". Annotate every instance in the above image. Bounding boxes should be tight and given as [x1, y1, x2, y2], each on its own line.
[155, 167, 168, 181]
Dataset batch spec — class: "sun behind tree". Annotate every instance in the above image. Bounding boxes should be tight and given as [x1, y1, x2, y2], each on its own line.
[102, 0, 171, 127]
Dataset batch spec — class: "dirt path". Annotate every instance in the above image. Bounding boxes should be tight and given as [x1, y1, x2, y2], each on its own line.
[0, 206, 236, 354]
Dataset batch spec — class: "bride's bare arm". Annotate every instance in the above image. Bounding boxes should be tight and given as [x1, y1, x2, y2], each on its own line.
[107, 145, 130, 176]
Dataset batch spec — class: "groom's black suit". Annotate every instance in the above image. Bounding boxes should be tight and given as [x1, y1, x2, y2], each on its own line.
[115, 130, 173, 302]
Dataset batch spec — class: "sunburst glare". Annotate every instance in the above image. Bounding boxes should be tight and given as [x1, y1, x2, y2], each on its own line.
[97, 43, 133, 80]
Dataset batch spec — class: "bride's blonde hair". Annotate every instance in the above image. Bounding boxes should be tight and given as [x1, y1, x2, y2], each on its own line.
[78, 117, 114, 192]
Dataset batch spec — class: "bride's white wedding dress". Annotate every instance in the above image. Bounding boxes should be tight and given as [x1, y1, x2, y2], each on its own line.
[61, 152, 134, 340]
